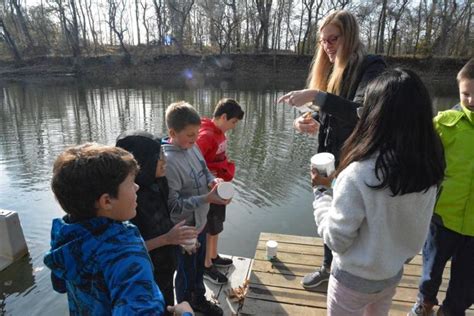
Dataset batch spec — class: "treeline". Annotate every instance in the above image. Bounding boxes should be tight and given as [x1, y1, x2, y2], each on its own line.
[0, 0, 472, 64]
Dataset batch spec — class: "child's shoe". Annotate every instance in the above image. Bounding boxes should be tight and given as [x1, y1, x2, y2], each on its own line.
[191, 297, 223, 316]
[408, 300, 435, 316]
[211, 254, 233, 268]
[301, 266, 330, 289]
[204, 265, 228, 284]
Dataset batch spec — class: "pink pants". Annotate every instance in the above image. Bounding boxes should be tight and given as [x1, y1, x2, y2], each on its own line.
[327, 276, 397, 316]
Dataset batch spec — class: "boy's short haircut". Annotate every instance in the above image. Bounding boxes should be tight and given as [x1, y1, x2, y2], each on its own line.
[51, 143, 139, 220]
[457, 58, 474, 82]
[165, 101, 201, 132]
[213, 98, 245, 120]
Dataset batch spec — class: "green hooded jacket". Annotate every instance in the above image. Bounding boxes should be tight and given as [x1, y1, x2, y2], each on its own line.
[433, 104, 474, 236]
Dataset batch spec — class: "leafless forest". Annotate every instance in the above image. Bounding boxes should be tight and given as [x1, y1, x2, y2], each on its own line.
[0, 0, 472, 64]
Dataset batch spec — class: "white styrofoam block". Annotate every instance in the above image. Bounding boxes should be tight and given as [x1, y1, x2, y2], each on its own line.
[0, 209, 28, 271]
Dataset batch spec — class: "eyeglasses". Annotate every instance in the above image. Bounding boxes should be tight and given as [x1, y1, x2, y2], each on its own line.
[319, 35, 340, 46]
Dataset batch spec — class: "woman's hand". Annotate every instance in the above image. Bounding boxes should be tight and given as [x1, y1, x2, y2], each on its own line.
[294, 114, 320, 135]
[165, 220, 198, 245]
[311, 168, 334, 188]
[278, 89, 319, 107]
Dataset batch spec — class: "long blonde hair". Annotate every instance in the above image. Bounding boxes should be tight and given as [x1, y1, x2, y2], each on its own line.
[307, 10, 366, 96]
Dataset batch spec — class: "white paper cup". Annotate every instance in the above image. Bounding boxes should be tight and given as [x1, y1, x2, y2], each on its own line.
[217, 182, 234, 199]
[310, 152, 335, 177]
[266, 240, 278, 260]
[181, 237, 197, 252]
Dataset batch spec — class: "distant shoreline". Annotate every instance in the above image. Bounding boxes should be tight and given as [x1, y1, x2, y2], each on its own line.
[0, 54, 467, 94]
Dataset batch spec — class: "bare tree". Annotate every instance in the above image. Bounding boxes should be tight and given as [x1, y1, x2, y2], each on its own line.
[387, 0, 409, 56]
[224, 0, 240, 50]
[255, 0, 272, 52]
[0, 16, 22, 63]
[375, 0, 388, 54]
[77, 0, 89, 50]
[167, 0, 195, 53]
[140, 0, 150, 45]
[152, 0, 167, 45]
[9, 0, 34, 48]
[413, 0, 423, 57]
[50, 0, 81, 57]
[134, 0, 140, 44]
[106, 0, 130, 60]
[460, 0, 471, 56]
[85, 0, 99, 51]
[431, 0, 458, 56]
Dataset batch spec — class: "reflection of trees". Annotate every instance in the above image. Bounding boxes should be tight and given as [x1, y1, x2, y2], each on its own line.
[0, 82, 318, 206]
[224, 90, 318, 208]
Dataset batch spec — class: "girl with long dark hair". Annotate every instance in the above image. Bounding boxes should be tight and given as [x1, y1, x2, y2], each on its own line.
[311, 69, 445, 316]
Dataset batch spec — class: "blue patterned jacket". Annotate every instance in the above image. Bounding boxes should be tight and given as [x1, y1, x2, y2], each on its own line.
[44, 216, 165, 315]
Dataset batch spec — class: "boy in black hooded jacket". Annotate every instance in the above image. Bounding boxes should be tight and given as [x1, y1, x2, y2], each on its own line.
[116, 130, 197, 314]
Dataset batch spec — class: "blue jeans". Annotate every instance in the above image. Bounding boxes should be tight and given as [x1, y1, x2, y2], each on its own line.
[418, 221, 474, 315]
[175, 231, 207, 303]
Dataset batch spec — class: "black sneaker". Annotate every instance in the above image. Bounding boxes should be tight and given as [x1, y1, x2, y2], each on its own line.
[204, 265, 228, 284]
[191, 298, 223, 316]
[301, 266, 330, 289]
[211, 255, 233, 268]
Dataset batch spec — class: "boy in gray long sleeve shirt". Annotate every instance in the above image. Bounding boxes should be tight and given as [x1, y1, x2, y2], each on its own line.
[162, 101, 228, 316]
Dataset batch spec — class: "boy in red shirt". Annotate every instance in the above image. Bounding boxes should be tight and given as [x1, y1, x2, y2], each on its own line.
[196, 98, 245, 284]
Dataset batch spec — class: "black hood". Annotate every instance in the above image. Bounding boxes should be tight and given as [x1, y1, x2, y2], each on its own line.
[116, 130, 161, 187]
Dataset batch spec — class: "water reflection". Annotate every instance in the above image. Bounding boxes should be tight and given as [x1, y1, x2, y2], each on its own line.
[0, 80, 458, 314]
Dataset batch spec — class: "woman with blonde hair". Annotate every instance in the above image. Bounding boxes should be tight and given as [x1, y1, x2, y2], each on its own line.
[278, 10, 386, 290]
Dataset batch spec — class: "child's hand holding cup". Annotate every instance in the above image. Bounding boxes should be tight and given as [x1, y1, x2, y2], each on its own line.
[181, 237, 198, 255]
[310, 152, 335, 188]
[206, 181, 234, 205]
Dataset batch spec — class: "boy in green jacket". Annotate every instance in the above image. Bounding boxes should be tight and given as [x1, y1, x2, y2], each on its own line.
[410, 59, 474, 316]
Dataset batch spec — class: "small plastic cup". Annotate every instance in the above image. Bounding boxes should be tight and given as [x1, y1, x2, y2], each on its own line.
[266, 240, 278, 260]
[310, 152, 335, 177]
[217, 182, 234, 199]
[181, 237, 197, 252]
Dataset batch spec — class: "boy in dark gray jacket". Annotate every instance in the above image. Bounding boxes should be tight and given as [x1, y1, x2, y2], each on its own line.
[162, 101, 229, 316]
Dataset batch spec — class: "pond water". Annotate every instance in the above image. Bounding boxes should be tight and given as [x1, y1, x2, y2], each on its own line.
[0, 79, 457, 315]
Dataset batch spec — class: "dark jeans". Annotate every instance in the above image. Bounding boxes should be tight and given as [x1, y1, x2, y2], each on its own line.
[418, 222, 474, 315]
[175, 230, 207, 304]
[323, 244, 333, 269]
[150, 246, 177, 316]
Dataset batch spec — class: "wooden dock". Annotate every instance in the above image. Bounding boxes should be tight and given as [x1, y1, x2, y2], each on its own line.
[203, 255, 253, 315]
[240, 232, 474, 315]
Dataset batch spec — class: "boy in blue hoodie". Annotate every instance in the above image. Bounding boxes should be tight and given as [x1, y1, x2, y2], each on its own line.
[162, 101, 229, 316]
[43, 143, 193, 315]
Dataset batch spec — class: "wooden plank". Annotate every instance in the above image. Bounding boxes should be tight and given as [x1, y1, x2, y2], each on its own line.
[253, 249, 451, 279]
[249, 269, 449, 294]
[256, 240, 325, 256]
[259, 232, 322, 246]
[246, 283, 328, 309]
[251, 258, 451, 285]
[240, 297, 327, 315]
[258, 233, 451, 268]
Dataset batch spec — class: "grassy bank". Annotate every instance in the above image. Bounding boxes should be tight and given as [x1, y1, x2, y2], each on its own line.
[0, 54, 467, 93]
